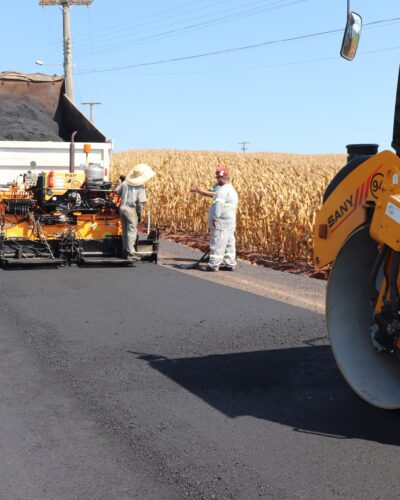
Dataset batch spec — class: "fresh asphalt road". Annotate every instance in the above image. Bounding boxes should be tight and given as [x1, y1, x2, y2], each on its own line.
[0, 244, 400, 500]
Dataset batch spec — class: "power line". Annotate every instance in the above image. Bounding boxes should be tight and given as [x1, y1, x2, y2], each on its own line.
[40, 0, 93, 102]
[77, 29, 342, 74]
[219, 46, 399, 73]
[72, 0, 300, 59]
[85, 5, 100, 101]
[103, 43, 400, 78]
[75, 0, 294, 53]
[74, 0, 301, 59]
[0, 0, 230, 49]
[73, 0, 234, 46]
[76, 17, 400, 75]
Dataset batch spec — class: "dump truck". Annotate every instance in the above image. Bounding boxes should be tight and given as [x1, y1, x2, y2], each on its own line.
[0, 72, 111, 184]
[313, 8, 400, 408]
[0, 71, 159, 267]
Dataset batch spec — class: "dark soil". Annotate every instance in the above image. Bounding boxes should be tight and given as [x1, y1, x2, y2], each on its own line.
[0, 96, 62, 141]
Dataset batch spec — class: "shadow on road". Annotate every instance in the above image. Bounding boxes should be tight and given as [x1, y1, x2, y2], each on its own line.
[133, 345, 400, 445]
[163, 257, 198, 263]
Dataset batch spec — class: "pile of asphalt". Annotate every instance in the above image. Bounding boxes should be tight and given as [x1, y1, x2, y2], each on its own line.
[0, 96, 63, 141]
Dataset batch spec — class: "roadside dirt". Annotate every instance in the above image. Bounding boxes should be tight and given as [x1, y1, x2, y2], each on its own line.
[158, 228, 327, 280]
[158, 238, 326, 314]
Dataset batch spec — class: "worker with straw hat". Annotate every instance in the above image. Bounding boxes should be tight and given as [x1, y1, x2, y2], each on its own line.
[115, 163, 156, 260]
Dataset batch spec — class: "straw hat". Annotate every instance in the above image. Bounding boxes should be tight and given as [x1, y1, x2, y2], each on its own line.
[125, 163, 156, 186]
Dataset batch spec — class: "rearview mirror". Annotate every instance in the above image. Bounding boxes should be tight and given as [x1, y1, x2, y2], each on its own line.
[340, 12, 362, 61]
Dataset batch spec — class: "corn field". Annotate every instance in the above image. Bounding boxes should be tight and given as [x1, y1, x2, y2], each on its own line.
[111, 150, 345, 264]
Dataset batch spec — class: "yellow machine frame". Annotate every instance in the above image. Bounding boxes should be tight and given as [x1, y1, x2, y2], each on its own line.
[0, 169, 124, 266]
[314, 150, 400, 269]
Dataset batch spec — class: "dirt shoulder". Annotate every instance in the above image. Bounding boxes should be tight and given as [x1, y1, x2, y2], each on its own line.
[158, 238, 326, 314]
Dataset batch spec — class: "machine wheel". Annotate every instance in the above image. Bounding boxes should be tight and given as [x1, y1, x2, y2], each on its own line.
[327, 226, 400, 409]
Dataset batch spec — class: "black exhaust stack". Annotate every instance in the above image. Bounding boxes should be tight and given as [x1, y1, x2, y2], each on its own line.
[322, 143, 379, 203]
[346, 143, 378, 161]
[69, 131, 77, 173]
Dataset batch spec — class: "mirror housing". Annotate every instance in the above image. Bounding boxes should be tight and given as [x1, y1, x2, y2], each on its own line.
[340, 12, 362, 61]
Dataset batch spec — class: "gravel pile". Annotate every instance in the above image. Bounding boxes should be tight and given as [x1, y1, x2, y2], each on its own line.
[0, 96, 63, 141]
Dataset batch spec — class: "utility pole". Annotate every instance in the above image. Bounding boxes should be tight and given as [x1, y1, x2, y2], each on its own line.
[62, 2, 74, 102]
[238, 141, 250, 153]
[39, 1, 93, 103]
[81, 101, 101, 122]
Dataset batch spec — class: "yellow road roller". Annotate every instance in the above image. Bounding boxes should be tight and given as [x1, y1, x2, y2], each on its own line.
[314, 5, 400, 408]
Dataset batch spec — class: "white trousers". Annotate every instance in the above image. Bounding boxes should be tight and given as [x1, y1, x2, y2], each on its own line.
[208, 228, 236, 270]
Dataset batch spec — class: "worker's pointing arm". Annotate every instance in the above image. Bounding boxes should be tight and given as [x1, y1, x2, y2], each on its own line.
[190, 186, 215, 198]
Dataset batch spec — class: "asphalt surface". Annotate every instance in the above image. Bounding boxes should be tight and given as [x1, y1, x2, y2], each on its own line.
[1, 241, 400, 499]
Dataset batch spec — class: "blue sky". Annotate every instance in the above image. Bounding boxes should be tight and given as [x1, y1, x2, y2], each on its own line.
[2, 1, 400, 153]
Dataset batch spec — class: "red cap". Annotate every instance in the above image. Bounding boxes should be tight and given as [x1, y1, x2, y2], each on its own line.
[215, 167, 229, 178]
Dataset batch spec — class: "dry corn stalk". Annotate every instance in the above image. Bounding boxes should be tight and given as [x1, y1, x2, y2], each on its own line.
[112, 150, 344, 264]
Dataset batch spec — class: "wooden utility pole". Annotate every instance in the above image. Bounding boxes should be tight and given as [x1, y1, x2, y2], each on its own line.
[63, 2, 74, 102]
[81, 102, 102, 122]
[238, 141, 250, 153]
[39, 1, 93, 103]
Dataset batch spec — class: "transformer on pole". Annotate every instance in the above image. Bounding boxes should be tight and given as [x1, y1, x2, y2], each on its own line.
[39, 0, 93, 103]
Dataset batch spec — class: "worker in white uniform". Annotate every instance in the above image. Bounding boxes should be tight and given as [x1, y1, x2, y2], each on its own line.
[115, 163, 156, 260]
[207, 168, 238, 271]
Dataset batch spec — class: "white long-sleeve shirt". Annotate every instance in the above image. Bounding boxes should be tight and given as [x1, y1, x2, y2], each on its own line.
[208, 183, 238, 230]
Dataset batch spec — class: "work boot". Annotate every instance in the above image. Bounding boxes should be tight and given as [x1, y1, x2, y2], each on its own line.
[205, 266, 218, 272]
[127, 253, 141, 262]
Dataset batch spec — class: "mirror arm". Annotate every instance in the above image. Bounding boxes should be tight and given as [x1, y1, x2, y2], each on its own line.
[392, 67, 400, 157]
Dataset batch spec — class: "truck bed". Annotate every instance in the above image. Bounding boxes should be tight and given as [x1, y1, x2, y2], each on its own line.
[0, 72, 112, 184]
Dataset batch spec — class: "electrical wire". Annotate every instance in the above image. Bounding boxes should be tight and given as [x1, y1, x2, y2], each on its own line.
[104, 44, 400, 78]
[85, 6, 100, 102]
[74, 0, 304, 58]
[72, 0, 234, 45]
[76, 17, 400, 76]
[39, 6, 61, 62]
[0, 0, 228, 49]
